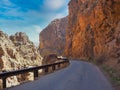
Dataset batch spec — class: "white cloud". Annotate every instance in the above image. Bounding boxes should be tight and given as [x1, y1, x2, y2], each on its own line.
[50, 13, 66, 21]
[44, 0, 66, 10]
[33, 25, 42, 33]
[54, 8, 68, 18]
[3, 0, 12, 5]
[0, 0, 14, 6]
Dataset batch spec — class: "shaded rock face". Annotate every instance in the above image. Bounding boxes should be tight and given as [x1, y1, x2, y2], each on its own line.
[42, 54, 58, 65]
[65, 0, 120, 66]
[39, 17, 68, 57]
[0, 31, 42, 88]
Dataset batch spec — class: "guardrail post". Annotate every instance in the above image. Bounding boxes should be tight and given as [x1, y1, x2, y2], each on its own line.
[2, 77, 7, 88]
[58, 63, 60, 68]
[45, 67, 48, 73]
[34, 70, 38, 80]
[52, 65, 55, 71]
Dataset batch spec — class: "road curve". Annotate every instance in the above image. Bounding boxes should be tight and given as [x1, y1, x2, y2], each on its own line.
[6, 61, 113, 90]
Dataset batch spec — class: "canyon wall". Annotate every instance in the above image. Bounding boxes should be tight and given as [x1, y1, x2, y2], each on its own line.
[39, 17, 68, 57]
[65, 0, 120, 67]
[0, 31, 42, 88]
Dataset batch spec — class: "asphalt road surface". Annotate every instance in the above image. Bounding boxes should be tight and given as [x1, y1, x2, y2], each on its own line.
[5, 61, 113, 90]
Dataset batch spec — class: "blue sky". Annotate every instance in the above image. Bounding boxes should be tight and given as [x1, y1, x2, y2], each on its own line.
[0, 0, 70, 46]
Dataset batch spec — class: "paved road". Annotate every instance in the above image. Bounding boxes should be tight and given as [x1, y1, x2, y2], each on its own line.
[5, 61, 113, 90]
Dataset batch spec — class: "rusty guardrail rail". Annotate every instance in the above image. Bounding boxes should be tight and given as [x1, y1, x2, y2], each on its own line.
[0, 60, 69, 88]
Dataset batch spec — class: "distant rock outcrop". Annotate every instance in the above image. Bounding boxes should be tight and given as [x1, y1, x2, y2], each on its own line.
[10, 32, 42, 65]
[39, 16, 68, 57]
[0, 31, 43, 88]
[65, 0, 120, 68]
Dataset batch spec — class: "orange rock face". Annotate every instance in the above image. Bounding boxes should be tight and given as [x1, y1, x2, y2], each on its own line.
[65, 0, 120, 66]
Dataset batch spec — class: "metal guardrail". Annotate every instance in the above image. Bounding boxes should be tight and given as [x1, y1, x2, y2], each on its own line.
[0, 60, 69, 88]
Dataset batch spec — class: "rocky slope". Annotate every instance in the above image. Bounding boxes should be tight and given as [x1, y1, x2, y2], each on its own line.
[65, 0, 120, 67]
[10, 32, 42, 67]
[0, 31, 42, 88]
[39, 17, 68, 57]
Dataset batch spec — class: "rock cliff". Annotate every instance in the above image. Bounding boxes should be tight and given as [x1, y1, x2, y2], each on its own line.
[10, 32, 42, 66]
[0, 31, 42, 88]
[39, 16, 68, 57]
[65, 0, 120, 67]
